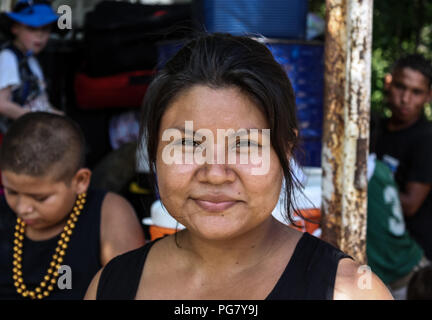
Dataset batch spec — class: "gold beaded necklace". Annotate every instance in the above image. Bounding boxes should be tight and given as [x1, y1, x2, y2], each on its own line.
[12, 192, 87, 300]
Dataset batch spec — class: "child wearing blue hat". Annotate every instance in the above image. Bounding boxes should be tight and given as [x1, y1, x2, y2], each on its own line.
[0, 0, 62, 133]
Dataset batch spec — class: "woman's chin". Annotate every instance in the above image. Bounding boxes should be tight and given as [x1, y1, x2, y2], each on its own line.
[185, 216, 248, 241]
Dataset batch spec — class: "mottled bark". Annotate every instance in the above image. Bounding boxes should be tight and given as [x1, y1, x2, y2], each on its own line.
[321, 0, 373, 265]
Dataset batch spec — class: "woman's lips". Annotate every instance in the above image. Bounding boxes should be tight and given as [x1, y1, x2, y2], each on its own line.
[193, 199, 238, 212]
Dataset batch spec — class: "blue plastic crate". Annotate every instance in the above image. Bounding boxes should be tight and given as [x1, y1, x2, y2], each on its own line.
[201, 0, 308, 39]
[298, 135, 322, 167]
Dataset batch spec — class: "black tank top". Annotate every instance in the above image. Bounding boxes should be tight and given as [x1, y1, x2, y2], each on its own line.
[96, 232, 351, 300]
[0, 189, 106, 300]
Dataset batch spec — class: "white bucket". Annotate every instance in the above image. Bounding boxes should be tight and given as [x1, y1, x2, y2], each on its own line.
[142, 200, 185, 230]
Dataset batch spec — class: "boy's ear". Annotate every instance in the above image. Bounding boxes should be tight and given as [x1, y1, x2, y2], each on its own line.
[384, 73, 393, 90]
[427, 87, 432, 104]
[72, 168, 92, 194]
[10, 23, 21, 36]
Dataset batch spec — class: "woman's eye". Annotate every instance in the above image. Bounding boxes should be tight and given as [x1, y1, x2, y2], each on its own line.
[236, 140, 260, 148]
[182, 138, 201, 147]
[34, 196, 48, 202]
[182, 139, 195, 146]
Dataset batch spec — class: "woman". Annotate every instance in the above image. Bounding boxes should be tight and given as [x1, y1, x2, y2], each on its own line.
[85, 33, 392, 300]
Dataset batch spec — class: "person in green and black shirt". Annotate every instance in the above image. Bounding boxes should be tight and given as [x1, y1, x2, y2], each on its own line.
[368, 113, 428, 299]
[375, 54, 432, 261]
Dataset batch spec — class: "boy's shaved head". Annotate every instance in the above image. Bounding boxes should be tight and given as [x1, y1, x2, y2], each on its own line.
[0, 112, 86, 182]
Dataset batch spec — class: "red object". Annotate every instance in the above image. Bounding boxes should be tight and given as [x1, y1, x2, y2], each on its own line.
[74, 70, 155, 109]
[153, 10, 168, 17]
[289, 208, 321, 235]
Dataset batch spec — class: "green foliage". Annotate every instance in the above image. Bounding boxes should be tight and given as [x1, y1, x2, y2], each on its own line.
[372, 0, 432, 119]
[308, 0, 432, 120]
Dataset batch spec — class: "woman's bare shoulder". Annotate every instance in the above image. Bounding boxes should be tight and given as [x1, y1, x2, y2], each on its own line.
[333, 258, 394, 300]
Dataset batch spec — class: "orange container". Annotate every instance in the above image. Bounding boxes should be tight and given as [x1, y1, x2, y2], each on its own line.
[289, 208, 322, 235]
[149, 225, 179, 241]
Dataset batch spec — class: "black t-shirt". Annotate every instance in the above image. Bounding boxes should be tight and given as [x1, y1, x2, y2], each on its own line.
[375, 116, 432, 259]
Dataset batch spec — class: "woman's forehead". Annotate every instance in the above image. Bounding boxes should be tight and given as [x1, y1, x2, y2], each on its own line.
[159, 85, 269, 130]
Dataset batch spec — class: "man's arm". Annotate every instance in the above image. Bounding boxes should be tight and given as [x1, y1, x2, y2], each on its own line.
[400, 182, 432, 217]
[100, 192, 146, 266]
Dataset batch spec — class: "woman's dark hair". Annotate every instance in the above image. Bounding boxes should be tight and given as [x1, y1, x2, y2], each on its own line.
[140, 33, 302, 224]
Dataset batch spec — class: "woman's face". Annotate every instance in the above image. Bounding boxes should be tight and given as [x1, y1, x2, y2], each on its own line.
[155, 85, 284, 240]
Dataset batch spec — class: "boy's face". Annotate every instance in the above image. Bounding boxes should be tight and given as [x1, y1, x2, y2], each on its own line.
[11, 23, 51, 54]
[387, 67, 432, 126]
[1, 170, 84, 236]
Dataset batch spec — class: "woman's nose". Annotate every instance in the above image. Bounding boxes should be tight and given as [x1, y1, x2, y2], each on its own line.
[195, 142, 237, 184]
[197, 162, 236, 185]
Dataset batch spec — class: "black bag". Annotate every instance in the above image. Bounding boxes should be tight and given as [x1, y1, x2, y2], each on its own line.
[83, 1, 194, 77]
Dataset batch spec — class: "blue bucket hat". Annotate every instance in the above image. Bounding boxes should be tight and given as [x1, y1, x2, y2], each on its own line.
[5, 0, 58, 28]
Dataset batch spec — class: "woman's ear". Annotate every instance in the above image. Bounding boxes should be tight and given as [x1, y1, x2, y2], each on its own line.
[72, 168, 92, 194]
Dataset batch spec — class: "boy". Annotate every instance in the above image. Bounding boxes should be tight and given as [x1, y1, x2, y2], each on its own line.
[0, 0, 61, 133]
[367, 113, 428, 300]
[0, 112, 146, 299]
[375, 54, 432, 260]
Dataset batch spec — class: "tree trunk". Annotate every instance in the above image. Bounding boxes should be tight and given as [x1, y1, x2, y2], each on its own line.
[321, 0, 373, 265]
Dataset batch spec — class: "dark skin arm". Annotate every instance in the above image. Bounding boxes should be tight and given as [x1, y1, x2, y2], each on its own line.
[0, 86, 29, 119]
[400, 182, 432, 217]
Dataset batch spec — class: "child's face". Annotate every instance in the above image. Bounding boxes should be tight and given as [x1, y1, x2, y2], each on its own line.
[1, 170, 80, 234]
[11, 23, 51, 54]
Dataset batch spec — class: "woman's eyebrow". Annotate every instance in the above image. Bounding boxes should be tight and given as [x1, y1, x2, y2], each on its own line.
[169, 127, 270, 139]
[225, 128, 270, 139]
[169, 127, 198, 137]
